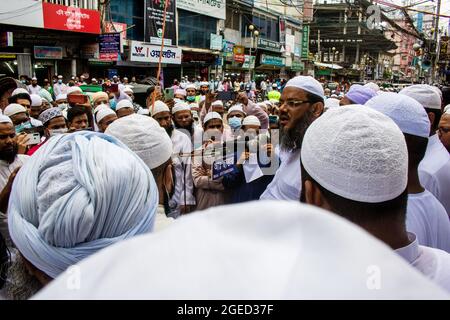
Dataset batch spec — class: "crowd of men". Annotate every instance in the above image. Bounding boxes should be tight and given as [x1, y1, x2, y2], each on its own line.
[0, 73, 449, 299]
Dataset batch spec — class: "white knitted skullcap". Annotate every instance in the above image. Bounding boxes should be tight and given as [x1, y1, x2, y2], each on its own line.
[172, 102, 190, 114]
[0, 115, 12, 124]
[11, 88, 29, 96]
[211, 100, 223, 107]
[242, 115, 261, 127]
[30, 94, 42, 107]
[228, 104, 245, 115]
[93, 103, 110, 115]
[203, 112, 222, 125]
[96, 108, 117, 123]
[185, 83, 196, 90]
[105, 114, 173, 170]
[284, 76, 324, 100]
[66, 86, 83, 95]
[366, 92, 430, 138]
[55, 94, 67, 101]
[4, 103, 27, 117]
[364, 82, 380, 92]
[150, 101, 170, 116]
[399, 84, 441, 110]
[324, 98, 340, 110]
[116, 99, 134, 111]
[301, 105, 408, 203]
[137, 108, 150, 116]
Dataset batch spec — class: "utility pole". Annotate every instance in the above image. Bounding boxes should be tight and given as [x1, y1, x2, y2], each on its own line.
[317, 29, 321, 62]
[432, 0, 441, 83]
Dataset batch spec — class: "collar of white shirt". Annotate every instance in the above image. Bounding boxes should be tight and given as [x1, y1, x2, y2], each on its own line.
[395, 232, 419, 264]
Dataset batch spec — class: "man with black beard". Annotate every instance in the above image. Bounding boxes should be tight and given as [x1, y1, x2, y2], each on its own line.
[152, 101, 196, 216]
[0, 115, 29, 248]
[260, 76, 324, 200]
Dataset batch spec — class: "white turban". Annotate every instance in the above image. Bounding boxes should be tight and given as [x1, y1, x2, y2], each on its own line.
[0, 115, 12, 124]
[203, 112, 222, 125]
[324, 98, 340, 110]
[4, 103, 27, 117]
[150, 101, 170, 116]
[66, 86, 83, 95]
[8, 131, 158, 278]
[242, 115, 261, 127]
[399, 84, 441, 110]
[55, 94, 67, 101]
[227, 104, 245, 115]
[30, 94, 42, 107]
[172, 102, 190, 114]
[284, 76, 324, 100]
[116, 99, 134, 111]
[301, 105, 408, 203]
[365, 92, 430, 138]
[96, 108, 116, 123]
[364, 82, 380, 92]
[11, 88, 29, 96]
[105, 114, 173, 170]
[33, 201, 448, 299]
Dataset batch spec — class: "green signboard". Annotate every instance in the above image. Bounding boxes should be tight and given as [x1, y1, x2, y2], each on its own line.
[291, 60, 304, 71]
[301, 25, 310, 59]
[260, 54, 285, 66]
[257, 38, 281, 53]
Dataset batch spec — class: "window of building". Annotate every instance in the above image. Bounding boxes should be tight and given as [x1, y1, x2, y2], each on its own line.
[110, 0, 145, 41]
[225, 7, 240, 31]
[242, 14, 279, 42]
[178, 9, 217, 49]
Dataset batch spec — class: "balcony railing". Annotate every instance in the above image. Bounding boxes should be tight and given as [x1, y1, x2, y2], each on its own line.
[42, 0, 98, 11]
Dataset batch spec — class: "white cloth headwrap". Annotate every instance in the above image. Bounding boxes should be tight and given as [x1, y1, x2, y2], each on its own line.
[96, 108, 116, 123]
[8, 131, 158, 278]
[284, 76, 324, 100]
[301, 105, 408, 203]
[365, 92, 430, 138]
[399, 84, 442, 110]
[105, 114, 173, 169]
[0, 115, 12, 124]
[203, 112, 222, 125]
[172, 102, 190, 114]
[4, 103, 27, 117]
[30, 94, 42, 107]
[242, 115, 261, 127]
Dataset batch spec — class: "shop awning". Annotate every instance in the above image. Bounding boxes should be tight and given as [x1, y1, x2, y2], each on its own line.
[314, 62, 343, 70]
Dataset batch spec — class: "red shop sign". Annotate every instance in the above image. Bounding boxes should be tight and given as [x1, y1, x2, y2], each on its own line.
[42, 3, 100, 34]
[234, 54, 245, 63]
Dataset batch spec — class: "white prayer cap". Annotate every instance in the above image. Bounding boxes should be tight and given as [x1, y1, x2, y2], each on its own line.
[284, 76, 324, 100]
[123, 86, 133, 94]
[444, 104, 450, 113]
[150, 100, 170, 116]
[93, 103, 109, 115]
[301, 105, 408, 203]
[34, 201, 449, 299]
[227, 104, 245, 115]
[106, 114, 173, 170]
[96, 108, 117, 123]
[185, 83, 196, 90]
[175, 89, 186, 97]
[211, 100, 223, 107]
[30, 94, 42, 107]
[38, 107, 63, 125]
[66, 86, 83, 95]
[242, 115, 261, 127]
[91, 78, 97, 82]
[366, 92, 430, 138]
[92, 92, 109, 104]
[172, 102, 190, 114]
[55, 93, 67, 101]
[189, 102, 200, 110]
[364, 82, 380, 92]
[4, 103, 27, 117]
[8, 131, 158, 279]
[11, 88, 29, 96]
[31, 77, 37, 81]
[115, 99, 134, 111]
[399, 84, 441, 110]
[0, 115, 12, 124]
[200, 81, 209, 87]
[137, 108, 150, 116]
[57, 75, 63, 79]
[203, 112, 222, 125]
[39, 89, 53, 103]
[324, 98, 340, 110]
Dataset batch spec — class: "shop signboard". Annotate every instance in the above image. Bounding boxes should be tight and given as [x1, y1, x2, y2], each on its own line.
[233, 45, 245, 63]
[257, 38, 281, 53]
[130, 41, 181, 64]
[145, 0, 177, 46]
[42, 2, 100, 34]
[301, 25, 310, 59]
[34, 46, 63, 59]
[99, 33, 120, 61]
[210, 34, 223, 51]
[260, 54, 285, 67]
[177, 0, 225, 20]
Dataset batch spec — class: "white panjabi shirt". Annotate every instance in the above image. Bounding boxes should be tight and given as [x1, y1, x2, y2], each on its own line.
[169, 129, 195, 217]
[418, 134, 450, 215]
[396, 233, 450, 293]
[406, 190, 450, 252]
[260, 149, 301, 200]
[33, 201, 448, 299]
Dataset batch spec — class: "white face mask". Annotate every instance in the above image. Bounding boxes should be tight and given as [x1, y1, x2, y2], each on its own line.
[49, 128, 68, 137]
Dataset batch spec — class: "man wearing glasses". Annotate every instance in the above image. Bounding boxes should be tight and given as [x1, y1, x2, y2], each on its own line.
[438, 110, 450, 153]
[260, 76, 324, 200]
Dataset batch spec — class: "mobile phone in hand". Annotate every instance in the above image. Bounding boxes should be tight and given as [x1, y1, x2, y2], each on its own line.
[26, 132, 41, 145]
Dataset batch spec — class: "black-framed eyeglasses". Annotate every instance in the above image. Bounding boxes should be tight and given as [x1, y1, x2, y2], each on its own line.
[280, 100, 313, 108]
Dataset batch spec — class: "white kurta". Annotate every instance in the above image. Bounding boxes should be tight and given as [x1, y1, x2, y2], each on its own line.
[260, 148, 301, 200]
[153, 205, 174, 232]
[52, 83, 67, 97]
[407, 191, 450, 252]
[418, 134, 450, 215]
[0, 155, 29, 247]
[27, 85, 41, 95]
[169, 129, 195, 217]
[396, 233, 450, 293]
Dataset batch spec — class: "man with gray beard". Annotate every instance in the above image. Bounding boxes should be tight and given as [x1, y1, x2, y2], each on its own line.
[260, 76, 324, 200]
